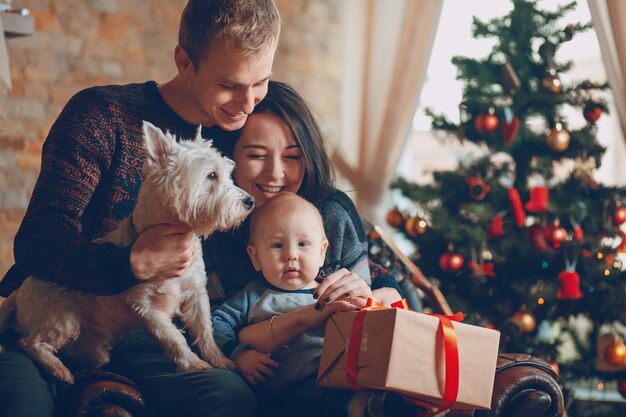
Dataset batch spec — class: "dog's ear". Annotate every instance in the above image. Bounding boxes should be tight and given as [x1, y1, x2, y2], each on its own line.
[194, 125, 203, 142]
[142, 121, 172, 166]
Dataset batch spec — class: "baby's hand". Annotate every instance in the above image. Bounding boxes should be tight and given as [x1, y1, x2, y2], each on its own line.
[235, 349, 279, 385]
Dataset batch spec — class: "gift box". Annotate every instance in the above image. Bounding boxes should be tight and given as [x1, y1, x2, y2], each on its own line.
[317, 307, 500, 410]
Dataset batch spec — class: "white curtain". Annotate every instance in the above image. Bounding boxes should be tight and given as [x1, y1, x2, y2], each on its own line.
[334, 0, 443, 224]
[588, 0, 626, 142]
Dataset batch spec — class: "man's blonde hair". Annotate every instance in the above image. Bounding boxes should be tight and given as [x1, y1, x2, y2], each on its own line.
[179, 0, 281, 67]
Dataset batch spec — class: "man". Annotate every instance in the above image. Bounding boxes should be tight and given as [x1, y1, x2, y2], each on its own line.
[0, 1, 280, 416]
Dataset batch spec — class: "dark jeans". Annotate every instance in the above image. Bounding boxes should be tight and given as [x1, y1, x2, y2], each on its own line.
[0, 329, 255, 417]
[256, 377, 355, 417]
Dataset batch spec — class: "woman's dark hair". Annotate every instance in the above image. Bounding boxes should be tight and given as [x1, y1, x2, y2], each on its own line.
[251, 80, 335, 206]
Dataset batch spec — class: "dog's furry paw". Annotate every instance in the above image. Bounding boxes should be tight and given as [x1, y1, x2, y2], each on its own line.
[51, 365, 75, 384]
[210, 355, 236, 370]
[180, 356, 212, 372]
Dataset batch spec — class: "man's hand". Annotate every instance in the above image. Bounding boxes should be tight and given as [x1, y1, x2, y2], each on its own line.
[130, 224, 196, 281]
[235, 349, 279, 385]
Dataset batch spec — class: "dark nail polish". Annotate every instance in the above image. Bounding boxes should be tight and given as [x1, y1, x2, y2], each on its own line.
[312, 292, 319, 299]
[344, 292, 350, 297]
[314, 276, 324, 283]
[315, 303, 321, 311]
[323, 297, 331, 304]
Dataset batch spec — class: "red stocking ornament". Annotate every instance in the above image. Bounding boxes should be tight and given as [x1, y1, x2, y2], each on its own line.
[502, 107, 519, 146]
[508, 187, 526, 228]
[488, 213, 505, 239]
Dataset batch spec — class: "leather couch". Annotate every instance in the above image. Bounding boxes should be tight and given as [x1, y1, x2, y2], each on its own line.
[56, 352, 563, 417]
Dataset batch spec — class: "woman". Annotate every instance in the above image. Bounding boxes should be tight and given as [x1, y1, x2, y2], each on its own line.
[204, 81, 403, 416]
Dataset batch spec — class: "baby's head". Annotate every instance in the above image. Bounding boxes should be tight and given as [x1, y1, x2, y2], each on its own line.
[247, 192, 328, 290]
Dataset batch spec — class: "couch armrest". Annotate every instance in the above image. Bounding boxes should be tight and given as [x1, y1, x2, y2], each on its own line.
[56, 371, 151, 417]
[480, 353, 564, 417]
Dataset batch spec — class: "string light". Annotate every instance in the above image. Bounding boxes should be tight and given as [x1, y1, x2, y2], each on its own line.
[604, 269, 610, 277]
[597, 383, 604, 391]
[589, 286, 595, 293]
[541, 261, 549, 269]
[597, 252, 604, 260]
[537, 298, 545, 305]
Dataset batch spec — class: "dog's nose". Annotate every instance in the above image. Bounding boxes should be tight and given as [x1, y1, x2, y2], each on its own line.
[243, 196, 254, 210]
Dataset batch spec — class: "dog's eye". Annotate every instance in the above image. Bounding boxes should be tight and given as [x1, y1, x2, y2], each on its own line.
[207, 172, 217, 180]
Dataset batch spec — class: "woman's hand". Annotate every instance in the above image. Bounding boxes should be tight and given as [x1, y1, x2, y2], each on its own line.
[235, 349, 279, 385]
[313, 268, 374, 310]
[238, 300, 357, 354]
[130, 224, 196, 281]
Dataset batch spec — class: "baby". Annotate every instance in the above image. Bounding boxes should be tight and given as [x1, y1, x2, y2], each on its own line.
[212, 192, 350, 393]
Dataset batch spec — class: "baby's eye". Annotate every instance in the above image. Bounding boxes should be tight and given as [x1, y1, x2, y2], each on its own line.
[207, 172, 217, 180]
[298, 241, 310, 247]
[272, 243, 284, 249]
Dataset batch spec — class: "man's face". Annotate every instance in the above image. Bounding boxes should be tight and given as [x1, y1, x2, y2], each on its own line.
[179, 39, 276, 130]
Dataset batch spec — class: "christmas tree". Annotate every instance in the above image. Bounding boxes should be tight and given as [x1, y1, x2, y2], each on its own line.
[388, 0, 626, 411]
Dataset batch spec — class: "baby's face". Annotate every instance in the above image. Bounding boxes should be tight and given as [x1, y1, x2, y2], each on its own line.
[247, 206, 328, 291]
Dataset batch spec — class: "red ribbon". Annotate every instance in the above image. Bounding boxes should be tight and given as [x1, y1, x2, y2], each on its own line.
[345, 298, 464, 415]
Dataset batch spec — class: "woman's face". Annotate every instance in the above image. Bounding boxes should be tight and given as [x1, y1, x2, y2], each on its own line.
[233, 113, 305, 206]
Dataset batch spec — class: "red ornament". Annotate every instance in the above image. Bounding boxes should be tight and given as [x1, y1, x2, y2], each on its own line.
[525, 186, 550, 213]
[618, 231, 626, 254]
[543, 220, 568, 249]
[474, 111, 499, 134]
[488, 214, 504, 239]
[527, 223, 551, 252]
[613, 206, 626, 225]
[501, 116, 520, 146]
[466, 176, 491, 201]
[583, 106, 602, 124]
[572, 225, 584, 243]
[469, 261, 496, 278]
[439, 250, 464, 274]
[557, 269, 583, 300]
[618, 380, 626, 400]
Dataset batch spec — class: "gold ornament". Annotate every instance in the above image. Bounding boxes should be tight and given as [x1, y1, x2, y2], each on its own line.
[404, 216, 427, 237]
[542, 68, 562, 94]
[386, 207, 406, 229]
[597, 332, 626, 371]
[512, 306, 536, 333]
[605, 341, 626, 366]
[546, 123, 570, 152]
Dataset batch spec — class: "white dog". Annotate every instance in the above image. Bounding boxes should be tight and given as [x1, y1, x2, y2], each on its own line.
[0, 121, 254, 383]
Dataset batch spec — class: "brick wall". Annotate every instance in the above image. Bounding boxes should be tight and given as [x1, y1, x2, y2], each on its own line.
[0, 0, 342, 277]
